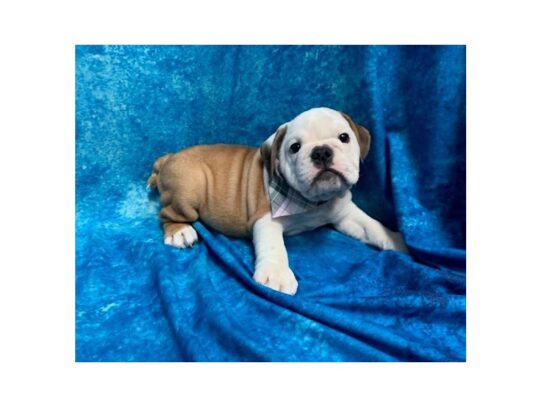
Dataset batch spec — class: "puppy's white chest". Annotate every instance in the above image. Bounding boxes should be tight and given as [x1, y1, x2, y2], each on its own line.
[280, 211, 329, 235]
[278, 194, 351, 236]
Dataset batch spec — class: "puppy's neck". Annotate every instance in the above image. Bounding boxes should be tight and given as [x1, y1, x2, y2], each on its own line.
[267, 173, 329, 218]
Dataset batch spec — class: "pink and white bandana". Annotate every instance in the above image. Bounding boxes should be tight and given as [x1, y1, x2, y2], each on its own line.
[267, 175, 324, 218]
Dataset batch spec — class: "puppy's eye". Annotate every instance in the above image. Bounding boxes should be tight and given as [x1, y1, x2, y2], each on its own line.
[289, 142, 301, 154]
[338, 133, 350, 143]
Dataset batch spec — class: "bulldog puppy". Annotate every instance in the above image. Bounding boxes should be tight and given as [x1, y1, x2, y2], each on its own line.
[148, 107, 407, 295]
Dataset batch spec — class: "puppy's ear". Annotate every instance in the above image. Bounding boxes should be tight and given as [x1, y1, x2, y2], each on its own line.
[260, 124, 288, 177]
[341, 113, 372, 161]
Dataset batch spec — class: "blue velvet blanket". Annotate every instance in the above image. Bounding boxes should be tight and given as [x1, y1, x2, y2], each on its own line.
[76, 45, 466, 362]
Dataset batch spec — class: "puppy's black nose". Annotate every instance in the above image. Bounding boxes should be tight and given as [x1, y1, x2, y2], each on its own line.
[310, 145, 333, 168]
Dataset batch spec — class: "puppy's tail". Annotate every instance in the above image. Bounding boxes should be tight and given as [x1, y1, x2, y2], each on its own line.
[147, 153, 172, 188]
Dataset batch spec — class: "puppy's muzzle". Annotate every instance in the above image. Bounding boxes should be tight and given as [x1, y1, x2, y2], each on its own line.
[310, 145, 333, 168]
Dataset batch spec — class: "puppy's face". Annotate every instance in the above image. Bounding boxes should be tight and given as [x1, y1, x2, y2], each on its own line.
[262, 107, 372, 202]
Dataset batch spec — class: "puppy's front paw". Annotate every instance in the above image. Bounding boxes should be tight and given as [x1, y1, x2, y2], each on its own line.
[253, 264, 298, 295]
[164, 225, 198, 249]
[382, 231, 409, 253]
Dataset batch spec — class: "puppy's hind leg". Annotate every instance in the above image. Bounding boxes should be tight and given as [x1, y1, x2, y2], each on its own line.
[160, 205, 199, 249]
[163, 222, 198, 249]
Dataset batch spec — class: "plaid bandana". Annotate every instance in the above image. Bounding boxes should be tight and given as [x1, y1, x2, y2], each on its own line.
[268, 174, 323, 218]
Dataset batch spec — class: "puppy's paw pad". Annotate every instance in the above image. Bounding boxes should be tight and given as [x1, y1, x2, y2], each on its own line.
[253, 266, 298, 295]
[164, 226, 198, 249]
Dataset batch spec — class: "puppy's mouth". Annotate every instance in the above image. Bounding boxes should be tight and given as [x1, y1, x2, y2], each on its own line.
[311, 168, 347, 185]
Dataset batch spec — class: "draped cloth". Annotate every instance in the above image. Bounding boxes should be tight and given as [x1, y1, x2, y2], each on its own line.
[76, 45, 465, 361]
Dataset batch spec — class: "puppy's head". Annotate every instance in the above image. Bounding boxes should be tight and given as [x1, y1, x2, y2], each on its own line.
[261, 107, 371, 202]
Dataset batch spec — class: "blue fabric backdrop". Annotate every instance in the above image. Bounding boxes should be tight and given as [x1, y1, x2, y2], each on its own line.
[76, 45, 466, 362]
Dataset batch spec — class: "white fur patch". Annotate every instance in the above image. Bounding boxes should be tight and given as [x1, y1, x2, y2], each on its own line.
[252, 213, 298, 295]
[333, 201, 409, 253]
[253, 264, 298, 295]
[164, 225, 198, 249]
[277, 107, 360, 202]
